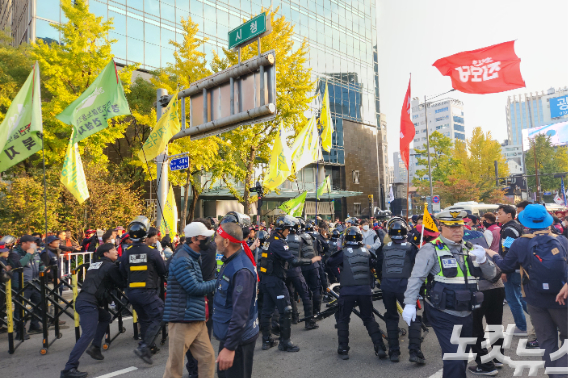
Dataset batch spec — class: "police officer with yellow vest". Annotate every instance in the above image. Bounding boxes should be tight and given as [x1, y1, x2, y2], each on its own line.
[402, 211, 497, 378]
[119, 216, 167, 364]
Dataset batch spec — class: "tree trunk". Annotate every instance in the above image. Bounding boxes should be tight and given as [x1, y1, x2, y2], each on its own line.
[188, 183, 199, 223]
[181, 157, 192, 231]
[242, 146, 256, 214]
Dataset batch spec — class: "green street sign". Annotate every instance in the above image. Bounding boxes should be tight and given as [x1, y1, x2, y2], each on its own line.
[228, 12, 267, 49]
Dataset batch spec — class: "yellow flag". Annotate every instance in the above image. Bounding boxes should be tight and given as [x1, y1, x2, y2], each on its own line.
[320, 82, 333, 152]
[291, 116, 320, 174]
[160, 184, 178, 236]
[263, 122, 292, 191]
[138, 96, 180, 162]
[60, 130, 90, 204]
[423, 204, 439, 233]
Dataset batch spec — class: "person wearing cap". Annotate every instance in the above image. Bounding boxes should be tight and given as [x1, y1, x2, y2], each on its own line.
[213, 222, 259, 378]
[485, 204, 568, 378]
[60, 243, 125, 378]
[402, 210, 497, 378]
[120, 216, 167, 364]
[41, 235, 62, 280]
[162, 222, 217, 378]
[14, 234, 45, 338]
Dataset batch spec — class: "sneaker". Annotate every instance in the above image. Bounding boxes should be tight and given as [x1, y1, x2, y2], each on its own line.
[492, 359, 504, 368]
[468, 365, 498, 376]
[512, 327, 528, 337]
[526, 339, 539, 349]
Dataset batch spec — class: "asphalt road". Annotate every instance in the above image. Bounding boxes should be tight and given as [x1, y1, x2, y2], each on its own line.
[0, 296, 552, 378]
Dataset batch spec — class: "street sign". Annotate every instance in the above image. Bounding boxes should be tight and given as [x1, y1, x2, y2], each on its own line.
[432, 195, 440, 204]
[368, 194, 373, 201]
[228, 13, 270, 49]
[170, 156, 189, 171]
[433, 202, 441, 213]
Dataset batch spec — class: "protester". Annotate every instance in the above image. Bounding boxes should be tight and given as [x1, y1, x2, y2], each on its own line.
[486, 204, 568, 377]
[162, 222, 217, 378]
[213, 222, 259, 378]
[360, 219, 381, 255]
[482, 212, 501, 252]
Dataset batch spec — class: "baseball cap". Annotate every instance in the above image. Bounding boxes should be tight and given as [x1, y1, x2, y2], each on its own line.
[45, 235, 60, 245]
[20, 235, 36, 243]
[184, 222, 215, 238]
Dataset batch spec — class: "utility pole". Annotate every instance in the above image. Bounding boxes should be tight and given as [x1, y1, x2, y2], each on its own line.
[155, 88, 169, 232]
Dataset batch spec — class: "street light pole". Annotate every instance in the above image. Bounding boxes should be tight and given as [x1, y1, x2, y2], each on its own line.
[525, 94, 540, 203]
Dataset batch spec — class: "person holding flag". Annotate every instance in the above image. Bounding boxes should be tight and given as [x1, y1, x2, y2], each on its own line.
[377, 217, 425, 364]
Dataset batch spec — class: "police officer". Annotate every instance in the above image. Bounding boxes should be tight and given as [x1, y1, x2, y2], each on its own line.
[285, 218, 318, 330]
[327, 226, 387, 360]
[258, 215, 321, 352]
[402, 211, 496, 378]
[299, 220, 323, 319]
[378, 218, 424, 364]
[60, 244, 125, 378]
[325, 229, 341, 284]
[120, 216, 167, 364]
[311, 220, 330, 292]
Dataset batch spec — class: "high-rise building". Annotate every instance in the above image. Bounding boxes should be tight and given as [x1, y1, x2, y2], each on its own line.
[2, 0, 382, 219]
[501, 141, 524, 174]
[411, 97, 465, 150]
[506, 86, 568, 146]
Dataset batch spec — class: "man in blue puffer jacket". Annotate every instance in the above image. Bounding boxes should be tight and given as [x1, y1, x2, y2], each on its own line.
[162, 222, 217, 378]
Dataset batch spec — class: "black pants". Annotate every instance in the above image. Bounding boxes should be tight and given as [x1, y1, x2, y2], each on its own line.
[259, 278, 291, 340]
[302, 267, 321, 313]
[286, 275, 311, 316]
[217, 336, 258, 378]
[127, 289, 164, 347]
[24, 285, 42, 330]
[472, 288, 505, 368]
[186, 293, 213, 375]
[336, 294, 383, 347]
[64, 300, 110, 371]
[382, 290, 421, 353]
[427, 303, 472, 378]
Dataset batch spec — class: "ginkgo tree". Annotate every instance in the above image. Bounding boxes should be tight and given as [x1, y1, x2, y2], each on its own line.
[216, 8, 314, 214]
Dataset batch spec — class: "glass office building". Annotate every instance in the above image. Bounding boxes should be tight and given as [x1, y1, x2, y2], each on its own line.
[29, 0, 380, 166]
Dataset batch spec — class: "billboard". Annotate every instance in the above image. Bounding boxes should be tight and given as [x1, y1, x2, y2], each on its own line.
[550, 94, 568, 118]
[521, 121, 568, 151]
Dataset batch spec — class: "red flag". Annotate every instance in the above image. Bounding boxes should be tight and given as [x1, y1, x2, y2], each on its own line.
[433, 41, 525, 94]
[400, 77, 414, 170]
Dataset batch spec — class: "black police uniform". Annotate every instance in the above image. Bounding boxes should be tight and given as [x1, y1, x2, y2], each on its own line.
[258, 232, 313, 351]
[62, 257, 125, 376]
[379, 239, 423, 361]
[299, 232, 322, 315]
[285, 232, 317, 329]
[120, 242, 166, 352]
[326, 235, 340, 284]
[327, 241, 387, 359]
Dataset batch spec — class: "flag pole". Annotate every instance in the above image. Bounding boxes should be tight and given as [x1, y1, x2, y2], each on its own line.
[406, 166, 410, 221]
[36, 62, 48, 237]
[420, 203, 426, 246]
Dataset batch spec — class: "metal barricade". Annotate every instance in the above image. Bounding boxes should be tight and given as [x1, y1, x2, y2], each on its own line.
[59, 252, 93, 280]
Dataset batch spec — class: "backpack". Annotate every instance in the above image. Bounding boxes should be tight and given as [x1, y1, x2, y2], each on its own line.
[520, 232, 567, 295]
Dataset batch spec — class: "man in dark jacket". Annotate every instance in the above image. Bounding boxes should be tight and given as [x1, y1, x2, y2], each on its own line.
[60, 244, 125, 378]
[496, 204, 529, 337]
[14, 235, 44, 338]
[214, 222, 259, 378]
[162, 222, 217, 378]
[487, 205, 568, 378]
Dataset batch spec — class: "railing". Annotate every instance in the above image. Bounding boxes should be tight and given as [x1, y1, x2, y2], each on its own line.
[58, 252, 93, 280]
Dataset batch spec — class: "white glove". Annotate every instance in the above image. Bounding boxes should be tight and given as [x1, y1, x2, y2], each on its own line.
[402, 304, 416, 327]
[470, 245, 487, 264]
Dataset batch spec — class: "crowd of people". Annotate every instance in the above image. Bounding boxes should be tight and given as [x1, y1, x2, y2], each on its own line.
[0, 201, 567, 378]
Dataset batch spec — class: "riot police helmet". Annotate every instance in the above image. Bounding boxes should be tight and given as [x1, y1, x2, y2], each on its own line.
[345, 217, 359, 226]
[128, 216, 150, 242]
[220, 211, 251, 228]
[295, 217, 306, 232]
[275, 215, 297, 231]
[343, 226, 363, 247]
[257, 230, 269, 247]
[305, 220, 315, 232]
[1, 235, 16, 248]
[388, 218, 408, 240]
[331, 229, 341, 240]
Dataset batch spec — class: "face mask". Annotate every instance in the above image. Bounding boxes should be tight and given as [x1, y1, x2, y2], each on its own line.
[483, 221, 491, 229]
[199, 236, 211, 251]
[110, 239, 115, 244]
[362, 225, 369, 231]
[30, 243, 37, 251]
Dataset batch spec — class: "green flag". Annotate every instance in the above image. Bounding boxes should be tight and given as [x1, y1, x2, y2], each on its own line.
[279, 191, 307, 217]
[316, 175, 331, 200]
[56, 59, 130, 145]
[0, 61, 43, 173]
[60, 130, 90, 204]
